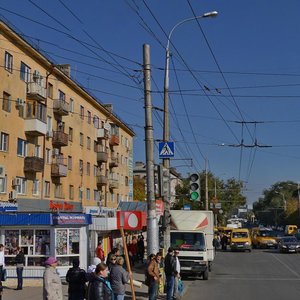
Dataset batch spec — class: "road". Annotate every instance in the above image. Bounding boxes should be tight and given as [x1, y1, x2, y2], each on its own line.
[184, 248, 300, 299]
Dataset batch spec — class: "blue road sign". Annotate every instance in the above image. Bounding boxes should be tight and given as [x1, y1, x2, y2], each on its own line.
[159, 142, 175, 158]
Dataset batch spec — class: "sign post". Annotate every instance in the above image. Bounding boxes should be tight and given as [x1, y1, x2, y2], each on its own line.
[119, 212, 136, 300]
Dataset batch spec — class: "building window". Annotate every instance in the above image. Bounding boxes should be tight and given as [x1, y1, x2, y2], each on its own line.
[54, 184, 63, 198]
[93, 116, 99, 128]
[80, 133, 83, 146]
[34, 145, 41, 157]
[68, 156, 72, 170]
[69, 127, 73, 142]
[125, 176, 129, 186]
[55, 229, 80, 260]
[79, 160, 83, 175]
[94, 141, 97, 152]
[87, 137, 91, 150]
[86, 162, 90, 176]
[2, 91, 11, 112]
[16, 177, 26, 194]
[58, 90, 65, 101]
[0, 132, 9, 151]
[17, 138, 28, 157]
[4, 51, 13, 73]
[20, 62, 31, 82]
[79, 188, 83, 201]
[94, 190, 99, 201]
[44, 181, 50, 197]
[94, 165, 98, 177]
[87, 111, 91, 124]
[111, 192, 115, 203]
[69, 185, 74, 200]
[80, 105, 84, 120]
[32, 180, 40, 196]
[47, 83, 53, 98]
[0, 177, 7, 193]
[69, 98, 74, 113]
[86, 188, 90, 201]
[4, 229, 50, 266]
[45, 148, 51, 164]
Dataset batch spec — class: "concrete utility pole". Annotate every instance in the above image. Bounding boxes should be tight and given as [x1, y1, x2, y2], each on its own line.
[143, 44, 159, 255]
[205, 159, 209, 210]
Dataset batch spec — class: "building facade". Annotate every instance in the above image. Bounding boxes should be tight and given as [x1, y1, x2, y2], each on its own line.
[0, 20, 134, 276]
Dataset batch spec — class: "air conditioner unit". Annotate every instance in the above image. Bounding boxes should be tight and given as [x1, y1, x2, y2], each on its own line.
[16, 98, 25, 107]
[46, 131, 53, 138]
[9, 190, 17, 200]
[12, 178, 21, 187]
[0, 165, 5, 178]
[53, 148, 59, 156]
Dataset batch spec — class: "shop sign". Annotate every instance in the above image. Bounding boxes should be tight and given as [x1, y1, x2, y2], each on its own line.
[52, 213, 92, 225]
[155, 199, 164, 216]
[49, 201, 74, 211]
[84, 206, 100, 215]
[0, 202, 17, 212]
[116, 211, 146, 230]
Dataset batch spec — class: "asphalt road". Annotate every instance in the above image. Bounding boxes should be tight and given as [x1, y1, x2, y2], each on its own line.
[184, 248, 300, 300]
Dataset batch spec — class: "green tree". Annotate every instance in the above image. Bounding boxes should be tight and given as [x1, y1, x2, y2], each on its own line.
[133, 177, 146, 201]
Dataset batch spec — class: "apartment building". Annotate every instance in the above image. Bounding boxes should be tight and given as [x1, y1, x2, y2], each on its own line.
[0, 20, 134, 276]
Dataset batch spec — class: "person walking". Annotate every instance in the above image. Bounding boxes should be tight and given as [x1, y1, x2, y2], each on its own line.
[146, 253, 161, 300]
[86, 262, 112, 300]
[164, 247, 176, 300]
[15, 247, 25, 290]
[95, 241, 105, 262]
[43, 257, 63, 300]
[110, 256, 130, 300]
[66, 258, 87, 300]
[107, 254, 117, 272]
[137, 235, 145, 264]
[0, 244, 5, 299]
[127, 237, 137, 267]
[173, 250, 181, 300]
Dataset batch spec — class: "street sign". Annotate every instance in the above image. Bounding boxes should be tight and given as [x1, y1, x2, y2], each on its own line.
[159, 142, 174, 158]
[215, 203, 222, 209]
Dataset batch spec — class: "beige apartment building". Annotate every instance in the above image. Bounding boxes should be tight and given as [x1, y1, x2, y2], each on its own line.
[0, 20, 134, 276]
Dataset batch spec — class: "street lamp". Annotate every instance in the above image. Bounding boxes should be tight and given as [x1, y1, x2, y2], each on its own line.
[162, 11, 218, 249]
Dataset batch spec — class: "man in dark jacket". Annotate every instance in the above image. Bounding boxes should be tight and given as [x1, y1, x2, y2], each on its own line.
[164, 247, 177, 300]
[15, 247, 25, 290]
[66, 258, 87, 300]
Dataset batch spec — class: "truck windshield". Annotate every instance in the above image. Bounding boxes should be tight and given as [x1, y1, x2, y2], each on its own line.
[171, 232, 205, 251]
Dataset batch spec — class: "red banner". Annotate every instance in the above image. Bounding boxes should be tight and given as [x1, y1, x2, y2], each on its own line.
[117, 211, 146, 230]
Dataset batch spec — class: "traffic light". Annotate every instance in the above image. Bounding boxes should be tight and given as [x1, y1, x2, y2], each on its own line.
[158, 164, 170, 199]
[189, 173, 200, 201]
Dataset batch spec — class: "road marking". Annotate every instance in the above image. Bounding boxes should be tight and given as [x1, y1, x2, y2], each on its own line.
[212, 277, 300, 281]
[270, 253, 300, 278]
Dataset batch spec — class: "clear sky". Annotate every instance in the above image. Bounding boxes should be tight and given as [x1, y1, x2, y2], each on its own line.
[1, 0, 300, 206]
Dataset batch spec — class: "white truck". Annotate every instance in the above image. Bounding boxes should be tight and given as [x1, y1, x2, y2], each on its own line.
[170, 210, 214, 280]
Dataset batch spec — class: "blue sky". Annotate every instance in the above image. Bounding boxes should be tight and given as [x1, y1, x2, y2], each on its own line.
[2, 0, 300, 205]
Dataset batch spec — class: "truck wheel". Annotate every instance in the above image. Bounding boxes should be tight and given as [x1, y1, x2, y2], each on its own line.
[203, 269, 209, 280]
[208, 263, 212, 272]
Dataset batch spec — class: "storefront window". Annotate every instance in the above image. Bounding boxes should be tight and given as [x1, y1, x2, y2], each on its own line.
[56, 228, 80, 265]
[4, 229, 50, 266]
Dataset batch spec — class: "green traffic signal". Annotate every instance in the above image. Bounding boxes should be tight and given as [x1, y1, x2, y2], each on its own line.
[190, 191, 199, 201]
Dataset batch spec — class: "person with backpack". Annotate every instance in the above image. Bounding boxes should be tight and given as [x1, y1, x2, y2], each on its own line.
[66, 258, 87, 300]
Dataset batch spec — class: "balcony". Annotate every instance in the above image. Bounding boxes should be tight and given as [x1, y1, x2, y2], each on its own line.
[97, 175, 108, 188]
[97, 151, 108, 164]
[97, 128, 109, 140]
[53, 99, 69, 116]
[109, 155, 119, 168]
[27, 82, 46, 101]
[24, 156, 44, 173]
[52, 131, 68, 147]
[24, 101, 47, 136]
[109, 179, 119, 190]
[51, 158, 67, 177]
[109, 135, 120, 146]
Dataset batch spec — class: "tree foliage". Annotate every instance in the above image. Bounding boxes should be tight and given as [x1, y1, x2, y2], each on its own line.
[133, 177, 146, 201]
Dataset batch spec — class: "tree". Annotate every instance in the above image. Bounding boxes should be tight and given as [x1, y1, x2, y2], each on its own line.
[133, 177, 146, 201]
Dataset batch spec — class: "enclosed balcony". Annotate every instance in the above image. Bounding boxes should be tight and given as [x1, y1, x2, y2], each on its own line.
[97, 128, 109, 140]
[27, 82, 46, 101]
[97, 175, 108, 188]
[109, 154, 119, 168]
[96, 145, 108, 163]
[52, 131, 68, 147]
[53, 99, 69, 116]
[109, 135, 120, 146]
[24, 101, 47, 136]
[24, 156, 44, 173]
[51, 157, 67, 177]
[109, 178, 119, 190]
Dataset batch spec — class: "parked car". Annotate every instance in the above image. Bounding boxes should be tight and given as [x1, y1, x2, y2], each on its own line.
[278, 236, 300, 253]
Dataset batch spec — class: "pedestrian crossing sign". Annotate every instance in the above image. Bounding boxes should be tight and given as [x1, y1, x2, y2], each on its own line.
[159, 142, 174, 158]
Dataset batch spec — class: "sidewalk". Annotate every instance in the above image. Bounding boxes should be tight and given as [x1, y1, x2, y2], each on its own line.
[0, 262, 168, 300]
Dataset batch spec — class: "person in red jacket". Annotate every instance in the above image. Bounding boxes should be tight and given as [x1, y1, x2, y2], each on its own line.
[95, 241, 105, 262]
[127, 236, 137, 267]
